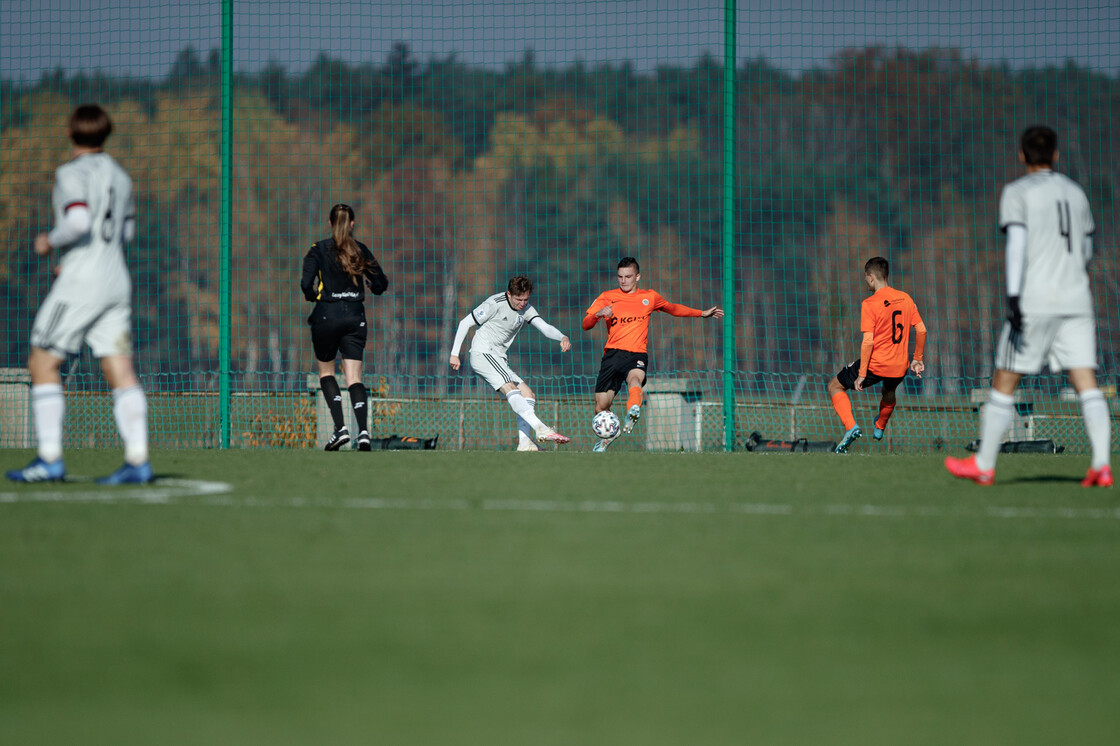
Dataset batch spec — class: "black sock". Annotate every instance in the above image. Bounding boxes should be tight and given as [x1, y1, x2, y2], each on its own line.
[320, 376, 345, 431]
[349, 382, 369, 433]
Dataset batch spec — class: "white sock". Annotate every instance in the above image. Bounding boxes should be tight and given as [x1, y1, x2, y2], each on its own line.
[1079, 388, 1111, 470]
[506, 391, 544, 431]
[31, 383, 65, 463]
[517, 398, 536, 443]
[113, 384, 149, 465]
[976, 390, 1015, 471]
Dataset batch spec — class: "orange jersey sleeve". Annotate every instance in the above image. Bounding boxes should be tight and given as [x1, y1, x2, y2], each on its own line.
[651, 292, 704, 318]
[861, 287, 922, 378]
[583, 292, 611, 330]
[585, 289, 702, 353]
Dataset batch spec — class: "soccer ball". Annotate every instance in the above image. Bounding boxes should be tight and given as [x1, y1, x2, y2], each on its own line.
[592, 410, 621, 440]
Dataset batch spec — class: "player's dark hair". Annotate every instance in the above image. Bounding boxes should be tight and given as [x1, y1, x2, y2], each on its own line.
[618, 256, 640, 273]
[329, 203, 370, 282]
[864, 256, 889, 280]
[507, 275, 533, 296]
[69, 104, 112, 148]
[1020, 125, 1057, 166]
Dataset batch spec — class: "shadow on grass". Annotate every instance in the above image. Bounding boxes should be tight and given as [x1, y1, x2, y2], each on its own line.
[1005, 474, 1082, 485]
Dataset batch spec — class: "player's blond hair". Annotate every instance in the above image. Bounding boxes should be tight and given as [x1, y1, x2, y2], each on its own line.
[329, 203, 371, 282]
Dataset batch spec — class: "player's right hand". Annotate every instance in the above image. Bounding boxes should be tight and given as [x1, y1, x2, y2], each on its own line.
[597, 305, 613, 318]
[449, 355, 460, 370]
[1006, 295, 1023, 333]
[34, 233, 52, 256]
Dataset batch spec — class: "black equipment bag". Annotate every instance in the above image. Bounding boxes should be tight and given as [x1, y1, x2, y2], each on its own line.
[965, 438, 1064, 454]
[375, 434, 439, 450]
[744, 431, 837, 453]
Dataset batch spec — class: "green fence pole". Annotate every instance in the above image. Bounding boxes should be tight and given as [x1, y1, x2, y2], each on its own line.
[219, 0, 233, 448]
[722, 0, 737, 452]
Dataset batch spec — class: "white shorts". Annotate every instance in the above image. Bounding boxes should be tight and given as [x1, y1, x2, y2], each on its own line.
[30, 290, 133, 359]
[995, 314, 1096, 375]
[469, 350, 523, 391]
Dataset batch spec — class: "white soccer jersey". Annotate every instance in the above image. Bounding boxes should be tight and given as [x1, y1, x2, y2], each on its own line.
[469, 292, 540, 355]
[51, 152, 134, 299]
[999, 170, 1095, 316]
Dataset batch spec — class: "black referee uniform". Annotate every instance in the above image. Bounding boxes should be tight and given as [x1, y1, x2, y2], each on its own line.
[300, 238, 388, 362]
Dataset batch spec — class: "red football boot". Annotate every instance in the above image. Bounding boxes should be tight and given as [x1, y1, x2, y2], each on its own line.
[1081, 465, 1114, 488]
[944, 455, 995, 486]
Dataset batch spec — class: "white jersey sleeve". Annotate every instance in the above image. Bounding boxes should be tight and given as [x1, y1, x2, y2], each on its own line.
[471, 295, 500, 325]
[47, 205, 91, 249]
[998, 183, 1026, 232]
[52, 165, 90, 221]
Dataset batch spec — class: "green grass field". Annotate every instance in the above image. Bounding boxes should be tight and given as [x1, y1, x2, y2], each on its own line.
[2, 448, 1119, 745]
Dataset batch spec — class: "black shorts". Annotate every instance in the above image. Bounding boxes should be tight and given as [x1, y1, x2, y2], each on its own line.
[310, 316, 367, 362]
[594, 349, 648, 394]
[835, 359, 905, 393]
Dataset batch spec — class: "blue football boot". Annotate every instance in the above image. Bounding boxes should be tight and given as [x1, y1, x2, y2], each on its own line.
[6, 457, 66, 483]
[97, 461, 155, 485]
[834, 426, 863, 454]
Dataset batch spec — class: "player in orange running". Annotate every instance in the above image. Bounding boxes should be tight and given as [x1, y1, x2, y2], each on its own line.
[827, 257, 927, 452]
[583, 257, 723, 451]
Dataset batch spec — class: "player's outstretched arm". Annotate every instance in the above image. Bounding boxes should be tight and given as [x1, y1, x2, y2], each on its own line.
[529, 317, 571, 351]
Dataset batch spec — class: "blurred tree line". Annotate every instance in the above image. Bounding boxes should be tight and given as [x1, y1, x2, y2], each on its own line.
[2, 44, 1117, 396]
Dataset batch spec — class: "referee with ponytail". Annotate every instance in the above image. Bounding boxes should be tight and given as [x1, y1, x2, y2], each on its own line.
[301, 204, 388, 451]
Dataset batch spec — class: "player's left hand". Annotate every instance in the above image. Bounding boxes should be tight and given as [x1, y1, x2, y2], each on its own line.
[854, 376, 865, 391]
[449, 355, 461, 370]
[910, 359, 925, 378]
[34, 233, 52, 256]
[559, 336, 571, 352]
[702, 306, 724, 319]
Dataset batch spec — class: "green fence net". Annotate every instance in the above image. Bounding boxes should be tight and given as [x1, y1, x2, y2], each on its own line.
[2, 1, 1118, 453]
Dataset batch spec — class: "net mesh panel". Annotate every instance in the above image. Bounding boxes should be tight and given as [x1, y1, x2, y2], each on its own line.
[1, 1, 1117, 453]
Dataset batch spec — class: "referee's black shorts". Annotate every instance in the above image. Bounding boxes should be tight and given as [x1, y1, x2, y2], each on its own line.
[594, 349, 648, 394]
[308, 302, 368, 362]
[835, 359, 905, 393]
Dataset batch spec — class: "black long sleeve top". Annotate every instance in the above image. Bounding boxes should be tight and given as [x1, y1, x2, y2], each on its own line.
[300, 238, 388, 306]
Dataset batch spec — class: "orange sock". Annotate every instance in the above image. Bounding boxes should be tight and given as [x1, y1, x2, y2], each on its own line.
[626, 385, 643, 411]
[876, 403, 896, 430]
[830, 391, 856, 430]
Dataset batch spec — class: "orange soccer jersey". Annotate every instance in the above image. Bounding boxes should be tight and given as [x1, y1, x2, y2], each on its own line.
[860, 286, 925, 378]
[583, 288, 701, 353]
